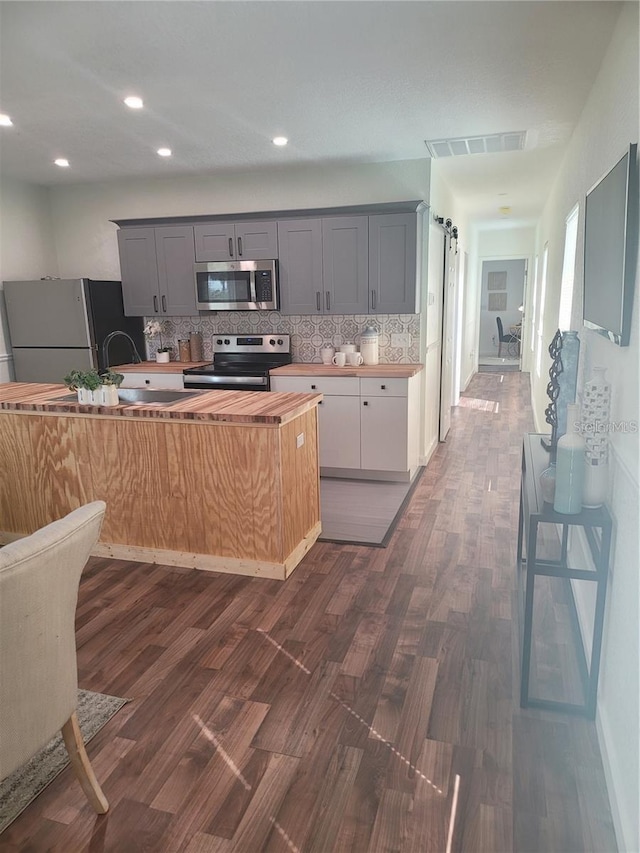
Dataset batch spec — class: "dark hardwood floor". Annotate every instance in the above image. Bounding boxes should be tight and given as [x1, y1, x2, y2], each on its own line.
[1, 371, 617, 852]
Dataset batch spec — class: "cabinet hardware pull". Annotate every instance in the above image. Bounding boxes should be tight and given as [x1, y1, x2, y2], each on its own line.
[153, 295, 158, 313]
[162, 295, 167, 312]
[311, 384, 316, 390]
[363, 401, 369, 406]
[371, 289, 377, 309]
[381, 384, 386, 390]
[326, 291, 331, 311]
[316, 292, 321, 311]
[237, 237, 243, 256]
[228, 238, 234, 257]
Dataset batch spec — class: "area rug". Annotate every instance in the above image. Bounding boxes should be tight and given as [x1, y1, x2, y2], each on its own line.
[319, 468, 424, 547]
[0, 689, 128, 834]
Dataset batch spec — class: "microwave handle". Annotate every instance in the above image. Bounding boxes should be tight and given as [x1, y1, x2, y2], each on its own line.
[249, 271, 258, 304]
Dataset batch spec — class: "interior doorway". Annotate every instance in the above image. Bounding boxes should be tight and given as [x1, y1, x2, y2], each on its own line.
[478, 258, 527, 368]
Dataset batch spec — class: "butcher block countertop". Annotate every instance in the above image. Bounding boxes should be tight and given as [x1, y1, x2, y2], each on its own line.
[0, 382, 321, 426]
[112, 360, 208, 373]
[270, 363, 423, 378]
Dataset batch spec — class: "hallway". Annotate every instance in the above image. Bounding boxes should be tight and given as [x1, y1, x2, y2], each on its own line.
[1, 371, 617, 852]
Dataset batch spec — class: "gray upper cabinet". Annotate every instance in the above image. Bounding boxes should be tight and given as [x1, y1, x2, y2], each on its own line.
[118, 225, 197, 317]
[322, 216, 369, 314]
[278, 219, 323, 314]
[194, 221, 278, 261]
[368, 213, 419, 314]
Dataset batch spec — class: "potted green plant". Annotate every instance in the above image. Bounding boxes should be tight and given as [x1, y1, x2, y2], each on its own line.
[63, 368, 102, 404]
[144, 319, 172, 363]
[98, 369, 125, 405]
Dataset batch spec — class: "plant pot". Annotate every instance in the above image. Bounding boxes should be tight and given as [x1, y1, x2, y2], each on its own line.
[156, 351, 170, 364]
[100, 384, 119, 406]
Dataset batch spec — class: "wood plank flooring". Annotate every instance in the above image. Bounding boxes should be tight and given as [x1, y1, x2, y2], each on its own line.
[0, 371, 617, 852]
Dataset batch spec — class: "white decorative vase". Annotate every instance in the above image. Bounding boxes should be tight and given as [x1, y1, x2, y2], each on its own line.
[156, 351, 170, 364]
[77, 388, 90, 404]
[581, 366, 611, 508]
[100, 384, 119, 406]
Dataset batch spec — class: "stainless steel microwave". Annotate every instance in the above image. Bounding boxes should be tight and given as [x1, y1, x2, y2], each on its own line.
[194, 260, 279, 311]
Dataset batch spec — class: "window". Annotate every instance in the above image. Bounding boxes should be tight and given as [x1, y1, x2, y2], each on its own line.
[536, 244, 549, 378]
[558, 205, 579, 330]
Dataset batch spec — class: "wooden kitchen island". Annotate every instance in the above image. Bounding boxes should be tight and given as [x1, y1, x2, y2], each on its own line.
[0, 383, 322, 580]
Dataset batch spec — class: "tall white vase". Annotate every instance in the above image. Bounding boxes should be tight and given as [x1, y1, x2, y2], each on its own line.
[582, 366, 611, 508]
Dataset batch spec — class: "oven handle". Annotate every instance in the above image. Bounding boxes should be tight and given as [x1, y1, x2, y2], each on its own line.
[184, 374, 268, 388]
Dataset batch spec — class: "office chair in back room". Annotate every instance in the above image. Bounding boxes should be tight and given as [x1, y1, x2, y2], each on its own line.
[496, 316, 520, 357]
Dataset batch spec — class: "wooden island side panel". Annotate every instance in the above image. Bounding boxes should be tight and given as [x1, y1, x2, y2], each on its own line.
[0, 408, 321, 580]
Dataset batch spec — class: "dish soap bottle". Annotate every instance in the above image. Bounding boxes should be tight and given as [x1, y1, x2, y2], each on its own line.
[553, 403, 585, 514]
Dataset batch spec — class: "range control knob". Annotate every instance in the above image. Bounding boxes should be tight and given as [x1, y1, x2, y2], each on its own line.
[224, 339, 230, 345]
[216, 338, 223, 345]
[269, 338, 276, 346]
[277, 339, 284, 345]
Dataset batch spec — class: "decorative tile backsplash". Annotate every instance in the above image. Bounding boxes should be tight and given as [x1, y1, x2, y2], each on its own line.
[145, 314, 421, 364]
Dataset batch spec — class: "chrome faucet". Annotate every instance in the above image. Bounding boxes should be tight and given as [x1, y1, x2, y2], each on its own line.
[102, 330, 143, 369]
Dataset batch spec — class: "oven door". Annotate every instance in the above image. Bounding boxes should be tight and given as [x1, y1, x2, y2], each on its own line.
[183, 372, 270, 392]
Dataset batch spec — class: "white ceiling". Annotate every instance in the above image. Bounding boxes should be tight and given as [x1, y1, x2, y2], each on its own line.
[0, 1, 622, 227]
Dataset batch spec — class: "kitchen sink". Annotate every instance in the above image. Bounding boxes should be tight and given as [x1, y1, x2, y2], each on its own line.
[117, 388, 201, 404]
[54, 389, 203, 406]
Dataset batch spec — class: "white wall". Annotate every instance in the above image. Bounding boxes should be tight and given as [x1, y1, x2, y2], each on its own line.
[48, 158, 430, 279]
[0, 178, 57, 381]
[530, 4, 639, 850]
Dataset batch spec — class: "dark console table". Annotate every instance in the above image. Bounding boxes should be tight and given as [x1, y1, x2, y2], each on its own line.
[517, 433, 612, 719]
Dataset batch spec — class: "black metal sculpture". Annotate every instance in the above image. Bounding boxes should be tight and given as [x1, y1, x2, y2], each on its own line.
[541, 329, 563, 456]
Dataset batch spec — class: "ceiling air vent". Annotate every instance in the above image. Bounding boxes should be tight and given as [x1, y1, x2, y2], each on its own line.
[424, 131, 526, 158]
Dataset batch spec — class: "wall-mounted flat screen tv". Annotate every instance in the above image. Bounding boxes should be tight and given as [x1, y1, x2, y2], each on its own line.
[583, 142, 638, 346]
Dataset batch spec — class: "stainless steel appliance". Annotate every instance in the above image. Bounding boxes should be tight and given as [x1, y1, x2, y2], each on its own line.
[194, 260, 278, 311]
[183, 334, 291, 392]
[3, 278, 145, 383]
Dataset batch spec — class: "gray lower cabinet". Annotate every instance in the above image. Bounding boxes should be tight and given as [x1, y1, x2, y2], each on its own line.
[368, 213, 419, 314]
[118, 226, 197, 316]
[278, 219, 324, 314]
[194, 221, 278, 261]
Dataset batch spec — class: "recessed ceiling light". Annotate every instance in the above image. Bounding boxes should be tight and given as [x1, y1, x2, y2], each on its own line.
[124, 96, 144, 110]
[0, 114, 13, 127]
[54, 158, 70, 168]
[157, 148, 172, 157]
[272, 136, 288, 147]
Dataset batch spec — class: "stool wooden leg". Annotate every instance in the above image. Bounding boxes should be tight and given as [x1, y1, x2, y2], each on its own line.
[61, 712, 109, 813]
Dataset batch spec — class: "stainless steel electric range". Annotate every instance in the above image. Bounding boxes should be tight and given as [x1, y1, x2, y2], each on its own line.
[183, 334, 291, 392]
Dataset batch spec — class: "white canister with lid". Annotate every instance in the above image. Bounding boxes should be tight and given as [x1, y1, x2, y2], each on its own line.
[360, 326, 379, 365]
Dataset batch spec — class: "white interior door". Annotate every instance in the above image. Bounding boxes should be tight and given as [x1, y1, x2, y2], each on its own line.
[439, 236, 457, 441]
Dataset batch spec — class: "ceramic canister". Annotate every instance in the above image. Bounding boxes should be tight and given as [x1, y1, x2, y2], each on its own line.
[360, 326, 379, 365]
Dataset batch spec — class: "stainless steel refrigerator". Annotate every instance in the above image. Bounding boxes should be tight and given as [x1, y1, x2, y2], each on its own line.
[3, 279, 145, 383]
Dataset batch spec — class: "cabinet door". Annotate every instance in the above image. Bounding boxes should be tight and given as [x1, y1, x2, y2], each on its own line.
[318, 395, 361, 469]
[369, 213, 418, 314]
[322, 216, 369, 314]
[120, 372, 184, 389]
[117, 228, 160, 316]
[360, 395, 409, 472]
[277, 219, 324, 315]
[235, 221, 278, 259]
[194, 222, 237, 261]
[155, 226, 198, 316]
